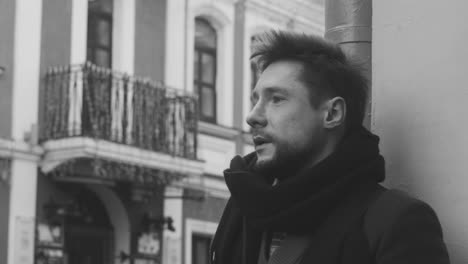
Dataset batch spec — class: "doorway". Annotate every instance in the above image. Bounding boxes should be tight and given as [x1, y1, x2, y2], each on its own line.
[67, 226, 113, 264]
[63, 185, 114, 264]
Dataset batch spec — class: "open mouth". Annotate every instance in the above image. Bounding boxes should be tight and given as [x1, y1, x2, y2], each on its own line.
[253, 136, 270, 147]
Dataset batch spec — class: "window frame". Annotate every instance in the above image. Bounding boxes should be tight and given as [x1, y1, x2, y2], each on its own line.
[191, 233, 213, 264]
[194, 18, 218, 123]
[184, 218, 218, 264]
[87, 1, 113, 68]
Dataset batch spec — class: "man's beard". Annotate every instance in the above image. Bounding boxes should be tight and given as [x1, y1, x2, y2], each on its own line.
[253, 139, 319, 179]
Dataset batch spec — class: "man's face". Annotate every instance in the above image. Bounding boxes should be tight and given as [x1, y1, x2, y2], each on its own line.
[247, 60, 328, 171]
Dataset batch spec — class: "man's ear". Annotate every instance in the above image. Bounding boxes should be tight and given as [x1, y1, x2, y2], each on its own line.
[323, 97, 346, 129]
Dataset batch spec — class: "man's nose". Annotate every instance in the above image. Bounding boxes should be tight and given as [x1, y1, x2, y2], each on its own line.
[246, 102, 267, 128]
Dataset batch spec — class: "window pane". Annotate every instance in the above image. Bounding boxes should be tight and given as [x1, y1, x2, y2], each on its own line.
[201, 53, 215, 84]
[195, 18, 216, 49]
[194, 52, 199, 81]
[88, 0, 113, 14]
[96, 19, 111, 47]
[94, 49, 110, 68]
[200, 86, 215, 119]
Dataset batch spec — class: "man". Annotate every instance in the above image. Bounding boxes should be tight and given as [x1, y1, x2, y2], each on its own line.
[210, 31, 450, 264]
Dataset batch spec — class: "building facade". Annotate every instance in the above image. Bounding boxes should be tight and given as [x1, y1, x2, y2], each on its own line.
[0, 1, 324, 264]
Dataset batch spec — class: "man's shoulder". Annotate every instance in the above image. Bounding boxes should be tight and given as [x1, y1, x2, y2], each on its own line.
[364, 187, 438, 235]
[363, 187, 450, 263]
[369, 187, 430, 216]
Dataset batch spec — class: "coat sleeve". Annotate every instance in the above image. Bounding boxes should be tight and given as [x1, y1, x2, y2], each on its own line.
[371, 197, 450, 264]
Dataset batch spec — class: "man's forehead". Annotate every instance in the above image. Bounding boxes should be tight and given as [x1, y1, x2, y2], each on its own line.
[252, 61, 307, 95]
[252, 86, 289, 95]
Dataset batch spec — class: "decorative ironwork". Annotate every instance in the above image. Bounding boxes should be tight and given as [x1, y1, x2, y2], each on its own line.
[48, 157, 185, 186]
[41, 62, 198, 160]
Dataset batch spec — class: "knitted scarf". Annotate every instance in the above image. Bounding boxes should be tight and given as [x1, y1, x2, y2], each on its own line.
[211, 126, 385, 264]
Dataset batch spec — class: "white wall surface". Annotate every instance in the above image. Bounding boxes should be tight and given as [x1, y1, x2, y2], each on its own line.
[197, 134, 236, 176]
[372, 1, 468, 263]
[8, 159, 38, 264]
[113, 0, 135, 74]
[8, 1, 42, 263]
[11, 0, 42, 140]
[163, 186, 184, 264]
[165, 0, 187, 90]
[70, 0, 87, 64]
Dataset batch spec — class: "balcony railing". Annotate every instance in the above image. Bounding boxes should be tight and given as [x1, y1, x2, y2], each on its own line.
[41, 63, 198, 160]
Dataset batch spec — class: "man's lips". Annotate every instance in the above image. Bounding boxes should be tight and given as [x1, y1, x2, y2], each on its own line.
[252, 135, 272, 146]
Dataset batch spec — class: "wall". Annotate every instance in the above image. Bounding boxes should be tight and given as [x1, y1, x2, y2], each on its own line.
[40, 0, 72, 70]
[183, 192, 227, 222]
[134, 0, 166, 81]
[372, 1, 468, 263]
[39, 0, 72, 138]
[0, 0, 15, 138]
[0, 180, 10, 264]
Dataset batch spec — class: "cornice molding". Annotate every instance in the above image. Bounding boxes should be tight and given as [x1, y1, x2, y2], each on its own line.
[0, 138, 43, 162]
[246, 0, 324, 34]
[41, 137, 205, 176]
[173, 174, 230, 199]
[198, 121, 240, 140]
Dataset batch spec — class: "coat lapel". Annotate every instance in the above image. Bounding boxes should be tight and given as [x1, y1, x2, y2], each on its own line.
[300, 184, 382, 264]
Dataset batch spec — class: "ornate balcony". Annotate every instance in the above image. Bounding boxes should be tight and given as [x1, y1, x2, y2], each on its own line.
[39, 63, 204, 183]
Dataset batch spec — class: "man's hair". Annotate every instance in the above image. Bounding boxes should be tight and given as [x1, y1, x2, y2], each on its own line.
[251, 30, 368, 132]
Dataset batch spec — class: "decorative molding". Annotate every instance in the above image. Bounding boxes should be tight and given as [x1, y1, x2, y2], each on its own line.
[245, 0, 324, 34]
[198, 121, 240, 140]
[175, 174, 230, 199]
[0, 138, 43, 162]
[192, 4, 232, 29]
[40, 137, 205, 176]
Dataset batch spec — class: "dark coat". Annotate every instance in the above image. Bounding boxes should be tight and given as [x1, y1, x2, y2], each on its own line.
[211, 184, 450, 264]
[299, 184, 450, 264]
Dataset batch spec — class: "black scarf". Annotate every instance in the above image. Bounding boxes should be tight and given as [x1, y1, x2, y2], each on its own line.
[211, 127, 385, 264]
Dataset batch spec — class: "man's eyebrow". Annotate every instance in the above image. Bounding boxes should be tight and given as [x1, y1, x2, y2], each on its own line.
[250, 86, 289, 102]
[262, 86, 289, 95]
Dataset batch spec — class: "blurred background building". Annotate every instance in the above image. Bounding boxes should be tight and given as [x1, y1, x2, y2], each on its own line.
[0, 0, 323, 264]
[3, 0, 468, 264]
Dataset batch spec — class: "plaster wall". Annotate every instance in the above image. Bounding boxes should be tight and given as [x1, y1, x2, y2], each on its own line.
[372, 1, 468, 262]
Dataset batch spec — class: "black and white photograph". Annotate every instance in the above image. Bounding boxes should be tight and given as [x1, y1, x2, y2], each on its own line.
[0, 0, 465, 263]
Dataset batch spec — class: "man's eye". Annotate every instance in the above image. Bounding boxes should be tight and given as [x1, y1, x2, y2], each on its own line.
[272, 96, 285, 103]
[251, 98, 258, 106]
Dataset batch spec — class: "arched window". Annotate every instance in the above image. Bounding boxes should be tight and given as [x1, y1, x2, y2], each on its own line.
[87, 0, 113, 68]
[194, 18, 217, 123]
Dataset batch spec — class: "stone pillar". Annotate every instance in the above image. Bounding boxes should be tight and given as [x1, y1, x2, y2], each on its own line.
[8, 0, 43, 263]
[162, 186, 184, 264]
[233, 0, 247, 155]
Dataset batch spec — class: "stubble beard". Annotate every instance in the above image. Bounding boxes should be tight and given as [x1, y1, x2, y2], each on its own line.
[253, 139, 318, 177]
